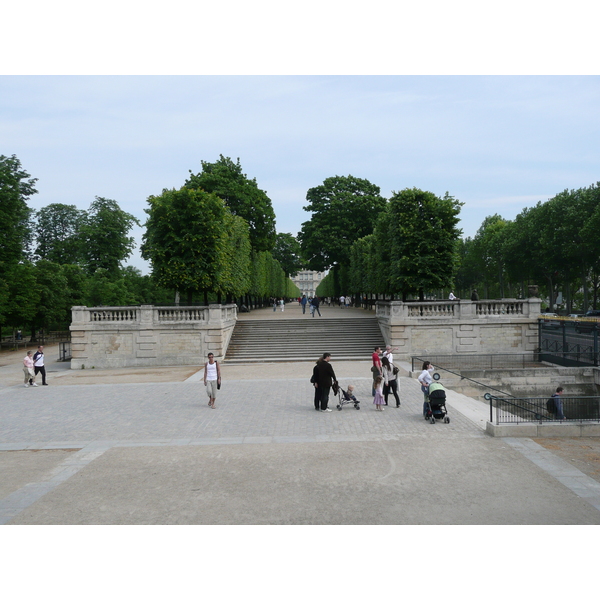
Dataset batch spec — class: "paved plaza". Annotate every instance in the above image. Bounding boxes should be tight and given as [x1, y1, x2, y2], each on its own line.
[2, 304, 600, 524]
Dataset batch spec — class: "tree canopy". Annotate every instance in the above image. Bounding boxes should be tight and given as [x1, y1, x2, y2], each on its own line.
[0, 154, 37, 265]
[185, 155, 276, 252]
[298, 175, 386, 272]
[272, 233, 303, 277]
[79, 197, 139, 277]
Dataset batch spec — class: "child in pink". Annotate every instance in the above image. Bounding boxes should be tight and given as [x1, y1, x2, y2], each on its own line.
[373, 376, 385, 411]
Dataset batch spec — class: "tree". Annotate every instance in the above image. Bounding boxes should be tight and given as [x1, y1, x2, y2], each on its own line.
[298, 175, 386, 272]
[141, 187, 233, 304]
[272, 233, 303, 277]
[185, 155, 276, 252]
[34, 203, 86, 264]
[79, 197, 139, 277]
[0, 154, 37, 265]
[384, 188, 462, 300]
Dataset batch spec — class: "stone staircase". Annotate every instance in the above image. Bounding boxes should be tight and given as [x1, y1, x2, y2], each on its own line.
[225, 317, 386, 363]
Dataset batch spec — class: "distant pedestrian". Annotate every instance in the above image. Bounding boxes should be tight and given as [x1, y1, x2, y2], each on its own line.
[311, 296, 322, 317]
[301, 294, 308, 314]
[471, 289, 479, 301]
[549, 386, 566, 420]
[418, 361, 435, 416]
[339, 295, 345, 308]
[203, 352, 221, 408]
[373, 376, 385, 411]
[23, 351, 37, 387]
[33, 346, 47, 386]
[280, 298, 285, 312]
[382, 356, 400, 407]
[345, 295, 351, 308]
[382, 345, 398, 364]
[272, 297, 277, 312]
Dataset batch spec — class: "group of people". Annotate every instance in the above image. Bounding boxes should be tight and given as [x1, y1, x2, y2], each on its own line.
[272, 297, 286, 312]
[299, 294, 322, 317]
[22, 346, 48, 387]
[371, 345, 401, 410]
[338, 295, 351, 308]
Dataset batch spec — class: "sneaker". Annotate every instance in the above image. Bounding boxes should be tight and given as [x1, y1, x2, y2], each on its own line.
[24, 384, 28, 387]
[31, 383, 38, 387]
[322, 408, 332, 412]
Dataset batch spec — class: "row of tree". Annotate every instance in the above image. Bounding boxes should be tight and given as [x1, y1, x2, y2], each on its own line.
[0, 154, 299, 337]
[454, 183, 600, 312]
[306, 175, 599, 313]
[299, 177, 463, 302]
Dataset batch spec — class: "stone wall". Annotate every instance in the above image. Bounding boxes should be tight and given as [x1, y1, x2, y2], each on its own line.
[377, 299, 542, 360]
[69, 304, 237, 369]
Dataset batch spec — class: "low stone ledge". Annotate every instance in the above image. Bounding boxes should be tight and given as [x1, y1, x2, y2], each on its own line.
[487, 421, 600, 437]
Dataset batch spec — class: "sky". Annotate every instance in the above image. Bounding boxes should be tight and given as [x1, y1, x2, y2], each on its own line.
[3, 75, 599, 274]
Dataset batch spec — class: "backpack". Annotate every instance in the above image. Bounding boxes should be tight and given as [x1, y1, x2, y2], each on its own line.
[546, 396, 556, 414]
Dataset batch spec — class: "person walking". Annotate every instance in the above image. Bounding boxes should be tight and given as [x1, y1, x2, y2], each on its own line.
[33, 345, 48, 386]
[301, 294, 308, 314]
[315, 352, 337, 412]
[371, 346, 382, 396]
[280, 298, 285, 312]
[373, 376, 385, 411]
[382, 356, 400, 407]
[311, 296, 322, 317]
[418, 361, 435, 416]
[23, 351, 37, 387]
[203, 352, 221, 408]
[549, 386, 567, 420]
[345, 295, 351, 308]
[339, 295, 345, 308]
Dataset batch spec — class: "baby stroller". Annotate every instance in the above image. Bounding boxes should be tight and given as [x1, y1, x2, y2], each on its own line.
[336, 386, 361, 411]
[424, 381, 450, 424]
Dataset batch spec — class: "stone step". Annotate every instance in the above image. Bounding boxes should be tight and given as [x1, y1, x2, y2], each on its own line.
[226, 317, 385, 361]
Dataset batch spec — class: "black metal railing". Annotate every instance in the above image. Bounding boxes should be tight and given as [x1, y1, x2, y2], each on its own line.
[488, 395, 600, 424]
[58, 341, 72, 362]
[539, 318, 600, 366]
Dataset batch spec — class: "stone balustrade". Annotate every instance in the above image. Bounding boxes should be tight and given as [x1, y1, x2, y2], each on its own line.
[70, 304, 237, 369]
[376, 298, 542, 360]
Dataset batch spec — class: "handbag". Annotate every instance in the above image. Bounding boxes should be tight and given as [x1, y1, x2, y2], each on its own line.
[393, 365, 399, 375]
[332, 380, 340, 395]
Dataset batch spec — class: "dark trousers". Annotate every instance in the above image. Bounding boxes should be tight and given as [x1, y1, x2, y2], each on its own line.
[34, 365, 46, 385]
[319, 385, 331, 410]
[384, 379, 400, 406]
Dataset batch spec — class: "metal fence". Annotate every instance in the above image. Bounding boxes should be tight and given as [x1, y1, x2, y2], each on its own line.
[488, 395, 600, 424]
[539, 318, 599, 366]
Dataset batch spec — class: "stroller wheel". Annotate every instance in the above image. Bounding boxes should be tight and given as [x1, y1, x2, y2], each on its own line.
[430, 417, 436, 424]
[444, 417, 450, 424]
[355, 404, 360, 410]
[336, 405, 342, 410]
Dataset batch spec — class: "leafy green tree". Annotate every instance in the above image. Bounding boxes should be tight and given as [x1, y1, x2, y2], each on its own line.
[142, 187, 232, 304]
[185, 155, 276, 252]
[0, 263, 39, 333]
[32, 260, 69, 330]
[272, 233, 303, 277]
[298, 175, 386, 272]
[384, 188, 462, 300]
[34, 203, 86, 264]
[219, 212, 251, 301]
[0, 154, 37, 265]
[79, 197, 139, 277]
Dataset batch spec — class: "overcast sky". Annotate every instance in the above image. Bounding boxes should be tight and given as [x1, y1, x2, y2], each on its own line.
[2, 6, 599, 275]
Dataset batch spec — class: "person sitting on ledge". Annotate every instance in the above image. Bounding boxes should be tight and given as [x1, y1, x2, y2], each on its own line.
[449, 291, 459, 300]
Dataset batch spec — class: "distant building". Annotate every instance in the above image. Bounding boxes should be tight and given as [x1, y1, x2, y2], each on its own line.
[290, 270, 327, 297]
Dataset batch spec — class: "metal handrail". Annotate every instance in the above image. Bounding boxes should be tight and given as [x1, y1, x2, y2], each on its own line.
[488, 395, 600, 424]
